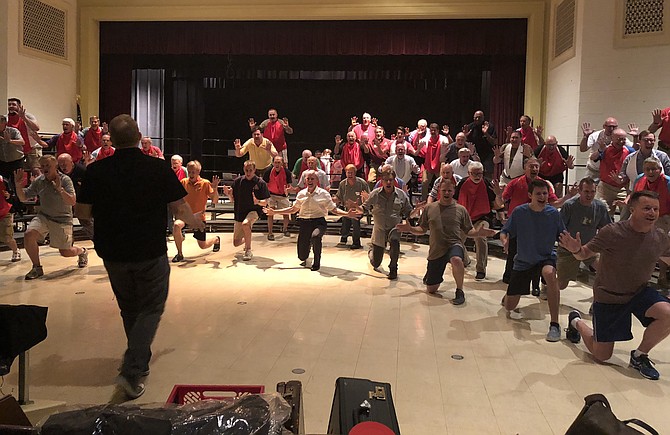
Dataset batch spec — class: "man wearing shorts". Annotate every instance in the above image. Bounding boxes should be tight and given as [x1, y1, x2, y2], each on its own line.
[223, 160, 270, 261]
[262, 155, 293, 240]
[560, 191, 670, 380]
[500, 179, 565, 342]
[557, 177, 611, 290]
[14, 155, 87, 279]
[397, 178, 496, 304]
[171, 160, 220, 262]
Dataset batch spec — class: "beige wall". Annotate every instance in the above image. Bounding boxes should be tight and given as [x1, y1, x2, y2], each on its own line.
[543, 0, 670, 181]
[78, 0, 547, 123]
[3, 0, 78, 134]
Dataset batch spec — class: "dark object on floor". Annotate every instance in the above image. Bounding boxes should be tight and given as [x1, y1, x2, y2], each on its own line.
[566, 393, 658, 435]
[276, 380, 304, 434]
[327, 377, 400, 435]
[0, 305, 48, 376]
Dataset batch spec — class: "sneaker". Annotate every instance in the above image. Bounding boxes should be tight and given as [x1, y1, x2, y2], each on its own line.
[388, 268, 398, 280]
[284, 231, 291, 238]
[452, 289, 465, 305]
[508, 309, 523, 320]
[546, 323, 561, 342]
[115, 375, 146, 399]
[172, 253, 184, 263]
[25, 266, 44, 280]
[213, 236, 221, 252]
[11, 251, 21, 262]
[566, 310, 581, 344]
[539, 284, 548, 300]
[77, 248, 88, 268]
[350, 244, 363, 250]
[243, 250, 253, 261]
[267, 233, 275, 241]
[531, 287, 540, 297]
[630, 351, 660, 380]
[475, 271, 486, 280]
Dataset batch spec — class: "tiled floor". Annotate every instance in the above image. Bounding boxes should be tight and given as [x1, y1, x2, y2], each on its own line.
[1, 233, 669, 434]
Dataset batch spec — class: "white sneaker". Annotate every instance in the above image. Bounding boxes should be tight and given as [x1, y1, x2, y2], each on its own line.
[508, 309, 524, 320]
[11, 251, 21, 262]
[539, 284, 548, 300]
[242, 250, 253, 261]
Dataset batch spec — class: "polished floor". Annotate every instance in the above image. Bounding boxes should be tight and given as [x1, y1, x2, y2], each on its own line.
[1, 233, 669, 434]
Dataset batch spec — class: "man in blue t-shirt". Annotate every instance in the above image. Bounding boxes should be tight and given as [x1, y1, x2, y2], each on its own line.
[501, 179, 566, 342]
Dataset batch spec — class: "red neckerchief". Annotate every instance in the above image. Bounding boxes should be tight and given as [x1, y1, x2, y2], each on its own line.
[342, 142, 363, 169]
[422, 135, 441, 173]
[538, 146, 566, 177]
[600, 146, 629, 187]
[519, 126, 538, 150]
[84, 127, 102, 152]
[7, 114, 31, 154]
[264, 121, 286, 152]
[57, 131, 82, 162]
[635, 176, 670, 216]
[97, 146, 115, 160]
[268, 167, 288, 195]
[457, 178, 490, 221]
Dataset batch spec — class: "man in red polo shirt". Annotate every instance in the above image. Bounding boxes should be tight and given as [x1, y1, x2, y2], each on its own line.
[348, 112, 376, 141]
[140, 136, 164, 159]
[262, 155, 293, 240]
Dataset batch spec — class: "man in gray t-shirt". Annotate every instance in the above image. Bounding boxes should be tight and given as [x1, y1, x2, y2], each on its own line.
[15, 155, 88, 280]
[557, 177, 611, 289]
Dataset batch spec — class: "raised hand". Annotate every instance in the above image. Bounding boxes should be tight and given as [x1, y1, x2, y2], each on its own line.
[360, 190, 370, 203]
[282, 117, 290, 126]
[371, 117, 378, 126]
[351, 116, 358, 126]
[404, 127, 411, 136]
[234, 139, 241, 149]
[14, 169, 24, 186]
[566, 183, 579, 197]
[581, 122, 594, 137]
[223, 185, 233, 197]
[211, 175, 220, 187]
[492, 144, 502, 159]
[51, 173, 62, 191]
[534, 125, 543, 136]
[652, 108, 662, 125]
[559, 230, 582, 253]
[609, 170, 624, 185]
[490, 179, 503, 197]
[627, 123, 639, 137]
[565, 154, 575, 169]
[441, 125, 450, 136]
[334, 135, 343, 146]
[462, 124, 471, 135]
[505, 125, 514, 136]
[482, 121, 490, 134]
[101, 122, 109, 134]
[248, 118, 256, 128]
[17, 104, 26, 118]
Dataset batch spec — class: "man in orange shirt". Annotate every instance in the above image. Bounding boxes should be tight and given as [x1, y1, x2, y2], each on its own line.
[171, 160, 220, 262]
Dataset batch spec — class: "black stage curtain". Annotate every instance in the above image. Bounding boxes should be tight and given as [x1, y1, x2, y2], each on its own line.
[100, 20, 527, 57]
[98, 20, 527, 164]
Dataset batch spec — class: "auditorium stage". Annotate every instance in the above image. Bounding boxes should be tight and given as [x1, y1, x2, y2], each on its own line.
[1, 234, 669, 434]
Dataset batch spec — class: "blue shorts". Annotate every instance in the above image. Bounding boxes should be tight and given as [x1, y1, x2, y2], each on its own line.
[423, 245, 465, 286]
[593, 286, 670, 343]
[506, 260, 555, 296]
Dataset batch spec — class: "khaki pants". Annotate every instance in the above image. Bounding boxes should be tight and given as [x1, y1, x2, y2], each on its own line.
[596, 181, 627, 217]
[461, 219, 489, 273]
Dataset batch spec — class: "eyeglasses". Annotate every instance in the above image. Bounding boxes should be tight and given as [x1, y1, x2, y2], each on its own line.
[469, 172, 484, 176]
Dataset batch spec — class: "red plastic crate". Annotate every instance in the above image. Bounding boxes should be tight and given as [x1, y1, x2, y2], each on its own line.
[166, 384, 265, 405]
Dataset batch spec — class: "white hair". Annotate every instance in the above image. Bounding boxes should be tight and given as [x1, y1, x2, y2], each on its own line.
[62, 118, 75, 126]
